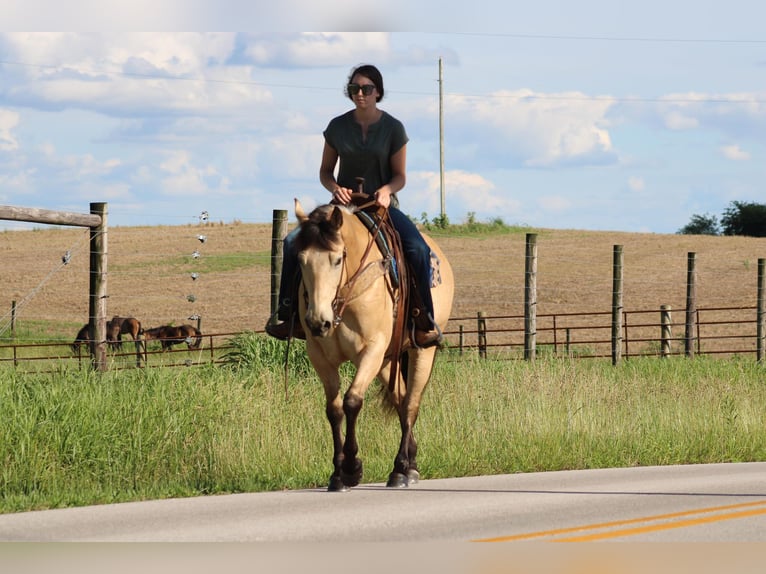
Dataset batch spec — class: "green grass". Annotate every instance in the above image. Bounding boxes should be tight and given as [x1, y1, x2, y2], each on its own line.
[109, 250, 269, 274]
[1, 341, 765, 514]
[418, 211, 531, 237]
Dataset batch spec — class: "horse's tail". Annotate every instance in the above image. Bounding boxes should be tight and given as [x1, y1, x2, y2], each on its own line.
[378, 352, 409, 414]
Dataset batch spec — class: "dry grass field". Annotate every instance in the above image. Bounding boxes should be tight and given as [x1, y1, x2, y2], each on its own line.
[1, 218, 765, 355]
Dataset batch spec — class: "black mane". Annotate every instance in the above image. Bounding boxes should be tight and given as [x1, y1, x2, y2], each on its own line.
[295, 204, 344, 252]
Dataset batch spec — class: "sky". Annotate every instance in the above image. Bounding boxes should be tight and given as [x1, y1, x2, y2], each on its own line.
[1, 2, 765, 233]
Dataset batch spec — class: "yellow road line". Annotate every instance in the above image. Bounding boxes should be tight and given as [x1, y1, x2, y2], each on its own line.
[473, 498, 766, 543]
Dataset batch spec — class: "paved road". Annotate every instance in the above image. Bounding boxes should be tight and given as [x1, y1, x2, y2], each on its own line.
[5, 463, 766, 573]
[2, 462, 766, 544]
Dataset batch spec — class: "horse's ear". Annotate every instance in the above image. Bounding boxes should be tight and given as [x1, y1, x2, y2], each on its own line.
[330, 206, 344, 230]
[295, 198, 308, 223]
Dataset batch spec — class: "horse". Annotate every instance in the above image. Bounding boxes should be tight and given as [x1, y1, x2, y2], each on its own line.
[143, 324, 201, 351]
[107, 316, 143, 350]
[177, 324, 202, 349]
[293, 199, 454, 491]
[71, 323, 90, 353]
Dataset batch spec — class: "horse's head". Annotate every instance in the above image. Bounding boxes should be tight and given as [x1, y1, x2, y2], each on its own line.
[294, 199, 347, 338]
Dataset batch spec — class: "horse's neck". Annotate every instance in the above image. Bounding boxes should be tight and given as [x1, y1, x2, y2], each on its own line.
[341, 212, 381, 266]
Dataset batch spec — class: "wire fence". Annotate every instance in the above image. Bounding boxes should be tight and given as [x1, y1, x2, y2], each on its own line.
[1, 304, 762, 374]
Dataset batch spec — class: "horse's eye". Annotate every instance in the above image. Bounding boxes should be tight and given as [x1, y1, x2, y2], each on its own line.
[334, 257, 343, 267]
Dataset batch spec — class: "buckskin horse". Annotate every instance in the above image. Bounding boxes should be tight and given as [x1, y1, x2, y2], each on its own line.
[292, 199, 454, 491]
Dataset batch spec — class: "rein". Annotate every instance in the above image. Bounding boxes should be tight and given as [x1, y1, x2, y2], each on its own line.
[331, 210, 388, 325]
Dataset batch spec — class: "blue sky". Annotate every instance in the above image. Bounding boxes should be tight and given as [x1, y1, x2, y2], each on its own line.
[1, 2, 765, 233]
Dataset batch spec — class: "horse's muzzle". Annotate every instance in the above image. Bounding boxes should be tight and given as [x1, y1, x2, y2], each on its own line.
[305, 316, 332, 338]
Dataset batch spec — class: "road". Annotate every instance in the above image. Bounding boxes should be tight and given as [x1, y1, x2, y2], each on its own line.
[2, 463, 766, 572]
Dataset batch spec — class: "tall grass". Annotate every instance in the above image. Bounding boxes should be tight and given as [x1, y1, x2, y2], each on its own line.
[1, 338, 765, 514]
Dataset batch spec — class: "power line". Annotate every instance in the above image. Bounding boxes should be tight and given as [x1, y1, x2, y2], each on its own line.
[432, 31, 766, 45]
[3, 58, 764, 106]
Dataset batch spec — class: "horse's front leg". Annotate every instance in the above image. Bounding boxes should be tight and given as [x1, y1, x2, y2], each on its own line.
[325, 391, 347, 492]
[339, 390, 364, 487]
[339, 343, 387, 488]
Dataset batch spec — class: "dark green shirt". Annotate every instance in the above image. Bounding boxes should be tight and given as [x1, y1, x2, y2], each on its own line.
[323, 110, 408, 204]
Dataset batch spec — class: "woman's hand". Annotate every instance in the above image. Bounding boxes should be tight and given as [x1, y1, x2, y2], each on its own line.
[374, 187, 391, 209]
[331, 186, 353, 205]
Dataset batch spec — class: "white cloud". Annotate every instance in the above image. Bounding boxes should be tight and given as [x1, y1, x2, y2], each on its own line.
[0, 109, 20, 151]
[411, 169, 521, 218]
[446, 89, 615, 167]
[244, 33, 393, 67]
[720, 144, 751, 161]
[627, 176, 645, 191]
[663, 111, 699, 130]
[1, 33, 269, 114]
[159, 150, 228, 197]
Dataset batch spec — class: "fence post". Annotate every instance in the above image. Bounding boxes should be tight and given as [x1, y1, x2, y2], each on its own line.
[10, 300, 16, 339]
[611, 245, 623, 366]
[458, 324, 464, 355]
[524, 233, 537, 361]
[660, 305, 672, 358]
[685, 252, 697, 358]
[88, 202, 108, 372]
[477, 311, 487, 359]
[269, 210, 289, 327]
[758, 258, 765, 363]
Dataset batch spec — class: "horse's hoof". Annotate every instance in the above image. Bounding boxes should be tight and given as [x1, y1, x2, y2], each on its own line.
[406, 469, 420, 485]
[341, 459, 363, 487]
[328, 476, 349, 492]
[386, 472, 409, 488]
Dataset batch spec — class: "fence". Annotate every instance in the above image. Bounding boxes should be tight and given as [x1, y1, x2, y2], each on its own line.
[3, 214, 765, 372]
[446, 304, 762, 361]
[0, 301, 763, 373]
[445, 235, 764, 363]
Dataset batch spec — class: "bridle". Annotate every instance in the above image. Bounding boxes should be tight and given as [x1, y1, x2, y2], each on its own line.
[329, 212, 392, 325]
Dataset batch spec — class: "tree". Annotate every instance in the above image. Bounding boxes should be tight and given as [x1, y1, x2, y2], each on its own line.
[720, 201, 766, 237]
[677, 213, 720, 236]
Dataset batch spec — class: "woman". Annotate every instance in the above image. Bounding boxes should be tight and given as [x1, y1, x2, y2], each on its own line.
[267, 64, 441, 348]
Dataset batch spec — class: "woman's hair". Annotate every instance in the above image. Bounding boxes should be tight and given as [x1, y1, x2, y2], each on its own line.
[346, 64, 384, 103]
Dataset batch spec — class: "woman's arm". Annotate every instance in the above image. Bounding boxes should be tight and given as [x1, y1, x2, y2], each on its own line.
[320, 141, 354, 205]
[375, 144, 407, 208]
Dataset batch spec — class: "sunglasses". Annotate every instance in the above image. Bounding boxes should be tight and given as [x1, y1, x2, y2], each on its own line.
[347, 83, 376, 96]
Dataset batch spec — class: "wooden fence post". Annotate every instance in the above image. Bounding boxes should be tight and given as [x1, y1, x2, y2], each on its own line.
[685, 252, 697, 358]
[10, 300, 16, 339]
[524, 233, 537, 361]
[758, 258, 765, 363]
[269, 210, 288, 326]
[660, 305, 672, 358]
[88, 202, 108, 372]
[612, 245, 624, 365]
[477, 311, 487, 359]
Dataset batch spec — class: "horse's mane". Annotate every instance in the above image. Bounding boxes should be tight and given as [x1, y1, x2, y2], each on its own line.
[294, 203, 353, 252]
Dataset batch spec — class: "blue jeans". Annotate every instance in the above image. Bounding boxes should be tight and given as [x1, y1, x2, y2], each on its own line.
[276, 207, 435, 326]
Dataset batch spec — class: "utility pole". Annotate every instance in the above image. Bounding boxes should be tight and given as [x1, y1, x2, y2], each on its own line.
[439, 57, 446, 221]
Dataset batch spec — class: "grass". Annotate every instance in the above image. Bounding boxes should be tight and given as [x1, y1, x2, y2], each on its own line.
[418, 211, 530, 236]
[1, 336, 765, 514]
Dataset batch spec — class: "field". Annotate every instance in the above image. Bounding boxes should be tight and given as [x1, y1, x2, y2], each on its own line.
[1, 217, 766, 513]
[2, 217, 765, 348]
